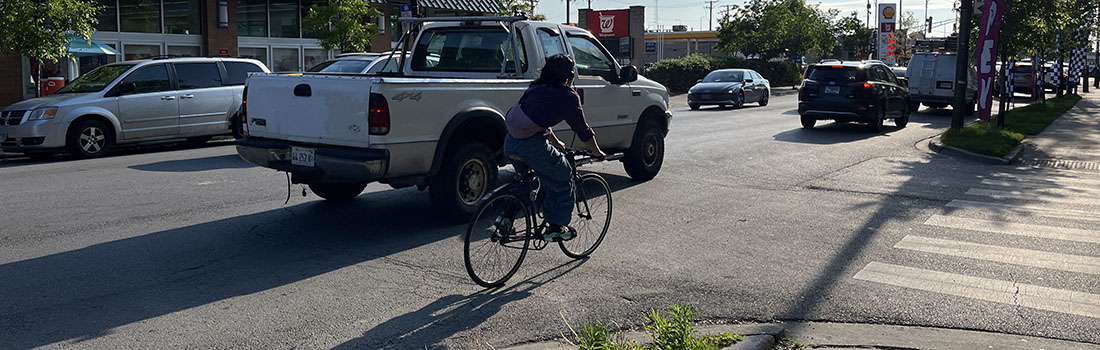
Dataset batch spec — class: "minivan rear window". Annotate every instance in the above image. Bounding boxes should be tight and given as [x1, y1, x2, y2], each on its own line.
[808, 66, 867, 83]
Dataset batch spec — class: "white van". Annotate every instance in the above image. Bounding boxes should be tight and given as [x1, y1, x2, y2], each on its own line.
[906, 52, 977, 113]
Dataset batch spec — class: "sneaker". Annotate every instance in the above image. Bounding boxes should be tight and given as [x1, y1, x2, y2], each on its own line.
[542, 225, 576, 242]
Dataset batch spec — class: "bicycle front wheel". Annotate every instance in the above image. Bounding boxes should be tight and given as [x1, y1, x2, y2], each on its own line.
[465, 194, 531, 287]
[560, 174, 612, 259]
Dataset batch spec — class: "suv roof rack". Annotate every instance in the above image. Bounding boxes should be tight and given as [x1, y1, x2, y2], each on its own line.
[148, 54, 192, 60]
[397, 15, 527, 23]
[819, 59, 842, 63]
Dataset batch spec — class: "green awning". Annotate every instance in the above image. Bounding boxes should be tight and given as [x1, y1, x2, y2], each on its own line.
[66, 34, 121, 56]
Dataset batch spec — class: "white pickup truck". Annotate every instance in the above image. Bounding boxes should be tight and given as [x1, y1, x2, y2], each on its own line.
[236, 16, 672, 218]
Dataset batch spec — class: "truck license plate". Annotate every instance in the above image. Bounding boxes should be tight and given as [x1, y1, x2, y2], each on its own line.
[824, 86, 840, 94]
[291, 147, 315, 167]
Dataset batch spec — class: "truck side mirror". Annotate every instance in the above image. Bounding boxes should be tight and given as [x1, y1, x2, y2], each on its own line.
[619, 65, 638, 83]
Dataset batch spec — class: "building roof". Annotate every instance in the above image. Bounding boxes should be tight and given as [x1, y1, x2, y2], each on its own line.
[373, 0, 501, 14]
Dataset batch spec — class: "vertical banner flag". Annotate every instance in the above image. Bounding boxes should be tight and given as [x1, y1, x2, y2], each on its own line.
[878, 4, 898, 66]
[1034, 48, 1042, 100]
[974, 0, 1004, 120]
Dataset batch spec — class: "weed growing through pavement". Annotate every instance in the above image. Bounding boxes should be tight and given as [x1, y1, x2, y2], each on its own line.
[564, 305, 741, 350]
[773, 336, 805, 350]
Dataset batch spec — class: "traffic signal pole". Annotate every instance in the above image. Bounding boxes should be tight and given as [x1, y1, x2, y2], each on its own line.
[951, 0, 973, 128]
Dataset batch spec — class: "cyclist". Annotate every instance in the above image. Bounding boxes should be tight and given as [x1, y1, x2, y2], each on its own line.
[503, 54, 607, 241]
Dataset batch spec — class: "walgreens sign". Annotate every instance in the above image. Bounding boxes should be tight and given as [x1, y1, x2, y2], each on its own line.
[587, 10, 629, 38]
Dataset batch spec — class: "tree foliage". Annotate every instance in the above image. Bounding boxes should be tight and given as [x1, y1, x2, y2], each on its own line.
[716, 0, 836, 59]
[303, 0, 381, 52]
[0, 0, 99, 63]
[499, 0, 546, 21]
[833, 11, 872, 60]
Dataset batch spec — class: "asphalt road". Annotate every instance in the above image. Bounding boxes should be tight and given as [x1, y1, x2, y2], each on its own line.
[2, 93, 1098, 349]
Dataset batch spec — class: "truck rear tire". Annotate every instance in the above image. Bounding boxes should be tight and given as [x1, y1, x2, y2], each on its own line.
[431, 142, 497, 220]
[623, 120, 664, 181]
[309, 182, 367, 201]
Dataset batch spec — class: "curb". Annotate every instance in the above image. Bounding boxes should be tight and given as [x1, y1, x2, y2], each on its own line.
[724, 334, 779, 350]
[926, 137, 1022, 165]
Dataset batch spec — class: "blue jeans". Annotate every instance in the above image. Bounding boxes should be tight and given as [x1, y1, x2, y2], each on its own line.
[503, 134, 574, 226]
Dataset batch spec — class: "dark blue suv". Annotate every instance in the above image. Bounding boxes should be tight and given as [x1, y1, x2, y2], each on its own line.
[797, 61, 911, 132]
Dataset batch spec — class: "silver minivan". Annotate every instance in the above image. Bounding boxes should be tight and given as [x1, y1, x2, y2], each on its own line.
[0, 57, 268, 158]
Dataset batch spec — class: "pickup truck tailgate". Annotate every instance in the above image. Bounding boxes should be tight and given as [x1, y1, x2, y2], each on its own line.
[246, 74, 372, 146]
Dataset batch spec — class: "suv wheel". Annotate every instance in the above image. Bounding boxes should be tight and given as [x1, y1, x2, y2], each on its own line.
[66, 119, 113, 158]
[309, 182, 367, 200]
[430, 142, 497, 220]
[623, 119, 665, 181]
[800, 115, 816, 129]
[895, 103, 910, 128]
[908, 101, 920, 113]
[869, 104, 885, 132]
[689, 104, 700, 110]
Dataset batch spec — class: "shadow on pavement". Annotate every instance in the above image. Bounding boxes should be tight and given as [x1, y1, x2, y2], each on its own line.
[128, 154, 253, 172]
[332, 260, 585, 349]
[0, 138, 235, 169]
[772, 122, 898, 144]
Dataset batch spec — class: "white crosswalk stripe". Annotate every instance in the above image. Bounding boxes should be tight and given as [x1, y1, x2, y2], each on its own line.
[894, 235, 1100, 275]
[853, 262, 1100, 319]
[964, 188, 1100, 205]
[987, 172, 1100, 187]
[979, 179, 1100, 196]
[945, 200, 1100, 223]
[923, 215, 1100, 244]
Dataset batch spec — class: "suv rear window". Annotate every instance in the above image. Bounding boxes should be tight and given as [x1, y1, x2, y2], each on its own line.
[308, 59, 373, 73]
[808, 66, 867, 83]
[223, 61, 265, 85]
[1010, 65, 1034, 74]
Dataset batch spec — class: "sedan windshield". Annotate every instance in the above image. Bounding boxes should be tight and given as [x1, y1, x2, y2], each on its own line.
[307, 59, 373, 73]
[56, 64, 134, 93]
[702, 70, 744, 83]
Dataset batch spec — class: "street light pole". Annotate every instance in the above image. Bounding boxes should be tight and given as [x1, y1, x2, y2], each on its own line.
[951, 0, 973, 128]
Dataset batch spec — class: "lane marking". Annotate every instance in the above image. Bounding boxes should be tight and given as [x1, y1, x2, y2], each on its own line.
[965, 188, 1100, 205]
[945, 200, 1100, 223]
[895, 235, 1100, 275]
[853, 262, 1100, 319]
[923, 215, 1100, 244]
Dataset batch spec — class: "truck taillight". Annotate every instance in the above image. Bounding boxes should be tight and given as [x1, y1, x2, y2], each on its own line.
[368, 93, 390, 135]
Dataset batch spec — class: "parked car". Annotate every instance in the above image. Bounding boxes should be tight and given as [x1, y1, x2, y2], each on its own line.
[0, 57, 268, 158]
[687, 69, 770, 110]
[237, 18, 672, 218]
[798, 61, 911, 131]
[994, 61, 1038, 95]
[306, 52, 406, 74]
[906, 52, 976, 112]
[890, 66, 907, 78]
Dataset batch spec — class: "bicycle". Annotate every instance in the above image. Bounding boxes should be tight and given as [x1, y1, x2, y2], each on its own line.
[463, 149, 622, 288]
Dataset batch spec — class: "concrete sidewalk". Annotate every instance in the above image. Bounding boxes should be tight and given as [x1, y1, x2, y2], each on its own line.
[501, 321, 1099, 350]
[1017, 92, 1100, 171]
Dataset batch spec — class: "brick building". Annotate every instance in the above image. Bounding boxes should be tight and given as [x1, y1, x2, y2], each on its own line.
[0, 0, 500, 108]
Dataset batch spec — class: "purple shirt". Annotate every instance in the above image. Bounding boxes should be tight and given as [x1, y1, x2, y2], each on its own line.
[505, 83, 595, 142]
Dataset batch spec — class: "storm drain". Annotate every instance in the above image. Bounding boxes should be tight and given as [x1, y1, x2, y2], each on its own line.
[1018, 158, 1100, 171]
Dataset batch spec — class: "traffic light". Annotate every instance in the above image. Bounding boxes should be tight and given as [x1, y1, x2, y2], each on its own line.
[926, 16, 933, 33]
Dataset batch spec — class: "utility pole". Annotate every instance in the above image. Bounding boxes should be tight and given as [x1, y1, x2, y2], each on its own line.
[566, 0, 570, 24]
[705, 0, 718, 31]
[721, 5, 735, 19]
[867, 0, 871, 30]
[951, 0, 972, 128]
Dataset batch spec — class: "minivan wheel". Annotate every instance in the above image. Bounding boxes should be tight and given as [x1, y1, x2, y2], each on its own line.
[800, 115, 816, 129]
[430, 141, 497, 220]
[66, 119, 113, 158]
[309, 182, 367, 201]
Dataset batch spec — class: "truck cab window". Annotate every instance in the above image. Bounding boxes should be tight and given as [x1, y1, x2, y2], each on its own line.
[537, 28, 565, 57]
[566, 35, 617, 82]
[412, 28, 527, 73]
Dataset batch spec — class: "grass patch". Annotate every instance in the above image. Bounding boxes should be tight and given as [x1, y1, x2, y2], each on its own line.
[568, 305, 741, 350]
[940, 94, 1082, 157]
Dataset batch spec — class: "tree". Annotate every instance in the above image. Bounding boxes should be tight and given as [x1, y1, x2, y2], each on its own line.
[894, 10, 919, 65]
[0, 0, 99, 97]
[303, 0, 382, 53]
[716, 0, 836, 60]
[833, 11, 872, 60]
[499, 0, 546, 21]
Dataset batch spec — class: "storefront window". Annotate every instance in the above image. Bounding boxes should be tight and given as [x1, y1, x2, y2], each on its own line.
[304, 48, 327, 71]
[167, 45, 201, 57]
[390, 6, 401, 43]
[237, 0, 267, 37]
[270, 0, 300, 38]
[163, 0, 201, 35]
[272, 48, 300, 71]
[120, 0, 161, 33]
[124, 44, 161, 60]
[238, 47, 268, 68]
[95, 0, 118, 31]
[301, 0, 327, 38]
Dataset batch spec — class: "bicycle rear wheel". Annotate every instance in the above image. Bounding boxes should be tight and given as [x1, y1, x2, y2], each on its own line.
[464, 194, 531, 287]
[559, 174, 612, 259]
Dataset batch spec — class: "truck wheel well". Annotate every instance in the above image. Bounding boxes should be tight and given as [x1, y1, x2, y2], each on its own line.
[639, 105, 668, 135]
[449, 117, 505, 158]
[70, 114, 116, 139]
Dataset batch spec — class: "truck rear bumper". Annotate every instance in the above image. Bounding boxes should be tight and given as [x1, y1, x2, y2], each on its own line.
[236, 138, 389, 183]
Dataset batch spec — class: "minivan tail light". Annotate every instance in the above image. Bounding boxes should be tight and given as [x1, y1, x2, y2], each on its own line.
[368, 93, 390, 135]
[241, 86, 248, 123]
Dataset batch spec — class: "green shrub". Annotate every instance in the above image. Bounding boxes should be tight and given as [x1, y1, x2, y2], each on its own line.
[644, 55, 802, 93]
[940, 93, 1081, 157]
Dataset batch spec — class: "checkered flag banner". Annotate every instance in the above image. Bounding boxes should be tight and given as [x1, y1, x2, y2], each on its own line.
[1049, 34, 1062, 86]
[1069, 28, 1084, 84]
[1006, 58, 1015, 97]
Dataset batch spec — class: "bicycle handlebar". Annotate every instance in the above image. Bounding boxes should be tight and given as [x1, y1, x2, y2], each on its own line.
[564, 148, 624, 165]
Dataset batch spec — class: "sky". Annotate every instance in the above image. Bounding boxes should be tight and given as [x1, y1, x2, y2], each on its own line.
[532, 0, 963, 36]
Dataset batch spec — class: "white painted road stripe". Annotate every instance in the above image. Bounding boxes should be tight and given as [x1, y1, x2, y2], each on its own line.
[923, 215, 1100, 244]
[945, 200, 1100, 223]
[988, 173, 1100, 187]
[853, 262, 1100, 319]
[979, 179, 1100, 195]
[965, 188, 1100, 205]
[894, 235, 1100, 275]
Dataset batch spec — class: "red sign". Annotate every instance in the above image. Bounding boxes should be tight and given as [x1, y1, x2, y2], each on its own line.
[880, 23, 895, 32]
[219, 49, 229, 55]
[587, 9, 630, 38]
